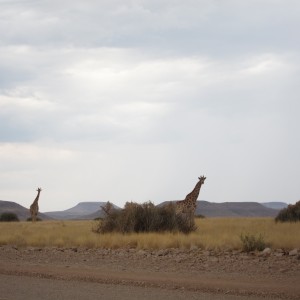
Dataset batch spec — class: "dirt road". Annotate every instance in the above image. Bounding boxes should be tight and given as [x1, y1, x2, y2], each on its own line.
[0, 246, 299, 299]
[0, 273, 287, 300]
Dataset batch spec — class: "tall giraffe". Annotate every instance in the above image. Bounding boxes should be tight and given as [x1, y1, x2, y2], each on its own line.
[30, 187, 42, 222]
[176, 176, 206, 218]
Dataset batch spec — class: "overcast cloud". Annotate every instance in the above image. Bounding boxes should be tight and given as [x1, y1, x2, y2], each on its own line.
[0, 0, 299, 211]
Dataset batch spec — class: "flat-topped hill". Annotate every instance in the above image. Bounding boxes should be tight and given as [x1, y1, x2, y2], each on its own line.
[0, 200, 288, 220]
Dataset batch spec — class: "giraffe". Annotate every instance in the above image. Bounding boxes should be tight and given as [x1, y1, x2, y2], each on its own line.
[175, 176, 206, 225]
[30, 187, 42, 222]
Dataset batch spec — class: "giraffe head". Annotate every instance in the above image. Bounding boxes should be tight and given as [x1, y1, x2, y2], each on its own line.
[198, 176, 206, 185]
[36, 187, 42, 192]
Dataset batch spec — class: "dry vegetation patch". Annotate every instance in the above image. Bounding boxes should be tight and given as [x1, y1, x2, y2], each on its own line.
[95, 202, 196, 234]
[0, 218, 299, 250]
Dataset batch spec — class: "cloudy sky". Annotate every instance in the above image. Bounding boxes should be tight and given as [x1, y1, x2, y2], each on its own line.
[0, 0, 299, 212]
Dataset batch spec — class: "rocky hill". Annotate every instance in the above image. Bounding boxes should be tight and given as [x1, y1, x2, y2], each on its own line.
[159, 201, 281, 218]
[0, 200, 51, 221]
[261, 202, 288, 210]
[196, 201, 279, 217]
[1, 200, 287, 220]
[45, 202, 120, 220]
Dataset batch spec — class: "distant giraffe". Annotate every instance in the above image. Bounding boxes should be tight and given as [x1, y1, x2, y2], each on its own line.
[30, 188, 42, 222]
[176, 176, 206, 223]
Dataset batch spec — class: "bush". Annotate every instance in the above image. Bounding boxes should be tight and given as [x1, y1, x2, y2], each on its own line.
[240, 233, 266, 252]
[0, 212, 19, 222]
[275, 201, 300, 222]
[26, 217, 42, 222]
[195, 214, 205, 219]
[94, 201, 197, 234]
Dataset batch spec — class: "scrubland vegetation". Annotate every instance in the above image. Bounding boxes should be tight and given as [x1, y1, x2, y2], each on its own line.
[275, 200, 300, 222]
[0, 212, 19, 222]
[0, 218, 299, 250]
[96, 201, 196, 234]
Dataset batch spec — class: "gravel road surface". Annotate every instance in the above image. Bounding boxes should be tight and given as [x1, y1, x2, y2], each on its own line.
[0, 246, 299, 300]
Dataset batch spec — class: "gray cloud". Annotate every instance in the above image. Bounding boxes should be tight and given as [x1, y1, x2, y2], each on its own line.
[0, 0, 299, 211]
[1, 1, 299, 54]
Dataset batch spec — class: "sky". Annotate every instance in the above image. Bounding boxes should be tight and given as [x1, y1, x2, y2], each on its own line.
[0, 0, 299, 212]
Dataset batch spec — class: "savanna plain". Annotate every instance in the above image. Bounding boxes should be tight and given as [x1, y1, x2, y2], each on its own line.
[0, 218, 299, 299]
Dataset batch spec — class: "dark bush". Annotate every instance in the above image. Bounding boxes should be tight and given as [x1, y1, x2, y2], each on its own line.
[26, 217, 42, 222]
[275, 201, 300, 222]
[94, 201, 197, 234]
[195, 214, 205, 219]
[0, 212, 19, 222]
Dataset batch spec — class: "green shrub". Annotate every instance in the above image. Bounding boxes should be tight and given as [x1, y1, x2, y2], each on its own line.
[240, 233, 266, 252]
[0, 212, 19, 222]
[275, 201, 300, 222]
[94, 201, 196, 234]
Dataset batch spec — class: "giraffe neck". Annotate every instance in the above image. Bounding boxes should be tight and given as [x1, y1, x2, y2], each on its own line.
[185, 181, 203, 203]
[33, 191, 41, 204]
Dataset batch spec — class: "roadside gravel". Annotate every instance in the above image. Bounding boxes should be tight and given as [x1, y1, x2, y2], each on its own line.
[0, 246, 299, 299]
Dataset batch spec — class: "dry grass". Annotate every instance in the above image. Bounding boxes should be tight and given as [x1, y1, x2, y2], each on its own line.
[0, 221, 98, 248]
[0, 218, 299, 250]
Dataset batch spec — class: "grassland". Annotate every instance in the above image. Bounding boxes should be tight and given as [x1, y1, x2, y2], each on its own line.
[0, 218, 299, 250]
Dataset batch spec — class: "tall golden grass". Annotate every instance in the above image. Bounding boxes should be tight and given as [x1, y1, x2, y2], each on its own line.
[0, 218, 299, 250]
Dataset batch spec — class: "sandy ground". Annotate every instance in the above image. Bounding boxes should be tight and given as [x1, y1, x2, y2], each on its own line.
[0, 246, 299, 300]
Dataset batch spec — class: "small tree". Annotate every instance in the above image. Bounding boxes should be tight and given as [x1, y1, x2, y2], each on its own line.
[275, 201, 300, 222]
[0, 212, 19, 222]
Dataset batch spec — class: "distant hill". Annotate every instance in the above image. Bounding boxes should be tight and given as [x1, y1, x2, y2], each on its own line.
[261, 202, 288, 210]
[196, 201, 279, 217]
[0, 200, 51, 221]
[46, 200, 285, 219]
[159, 201, 281, 218]
[1, 199, 286, 221]
[45, 202, 120, 220]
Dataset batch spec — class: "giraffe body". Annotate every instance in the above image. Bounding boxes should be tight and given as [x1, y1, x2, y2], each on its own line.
[30, 188, 42, 222]
[176, 176, 206, 217]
